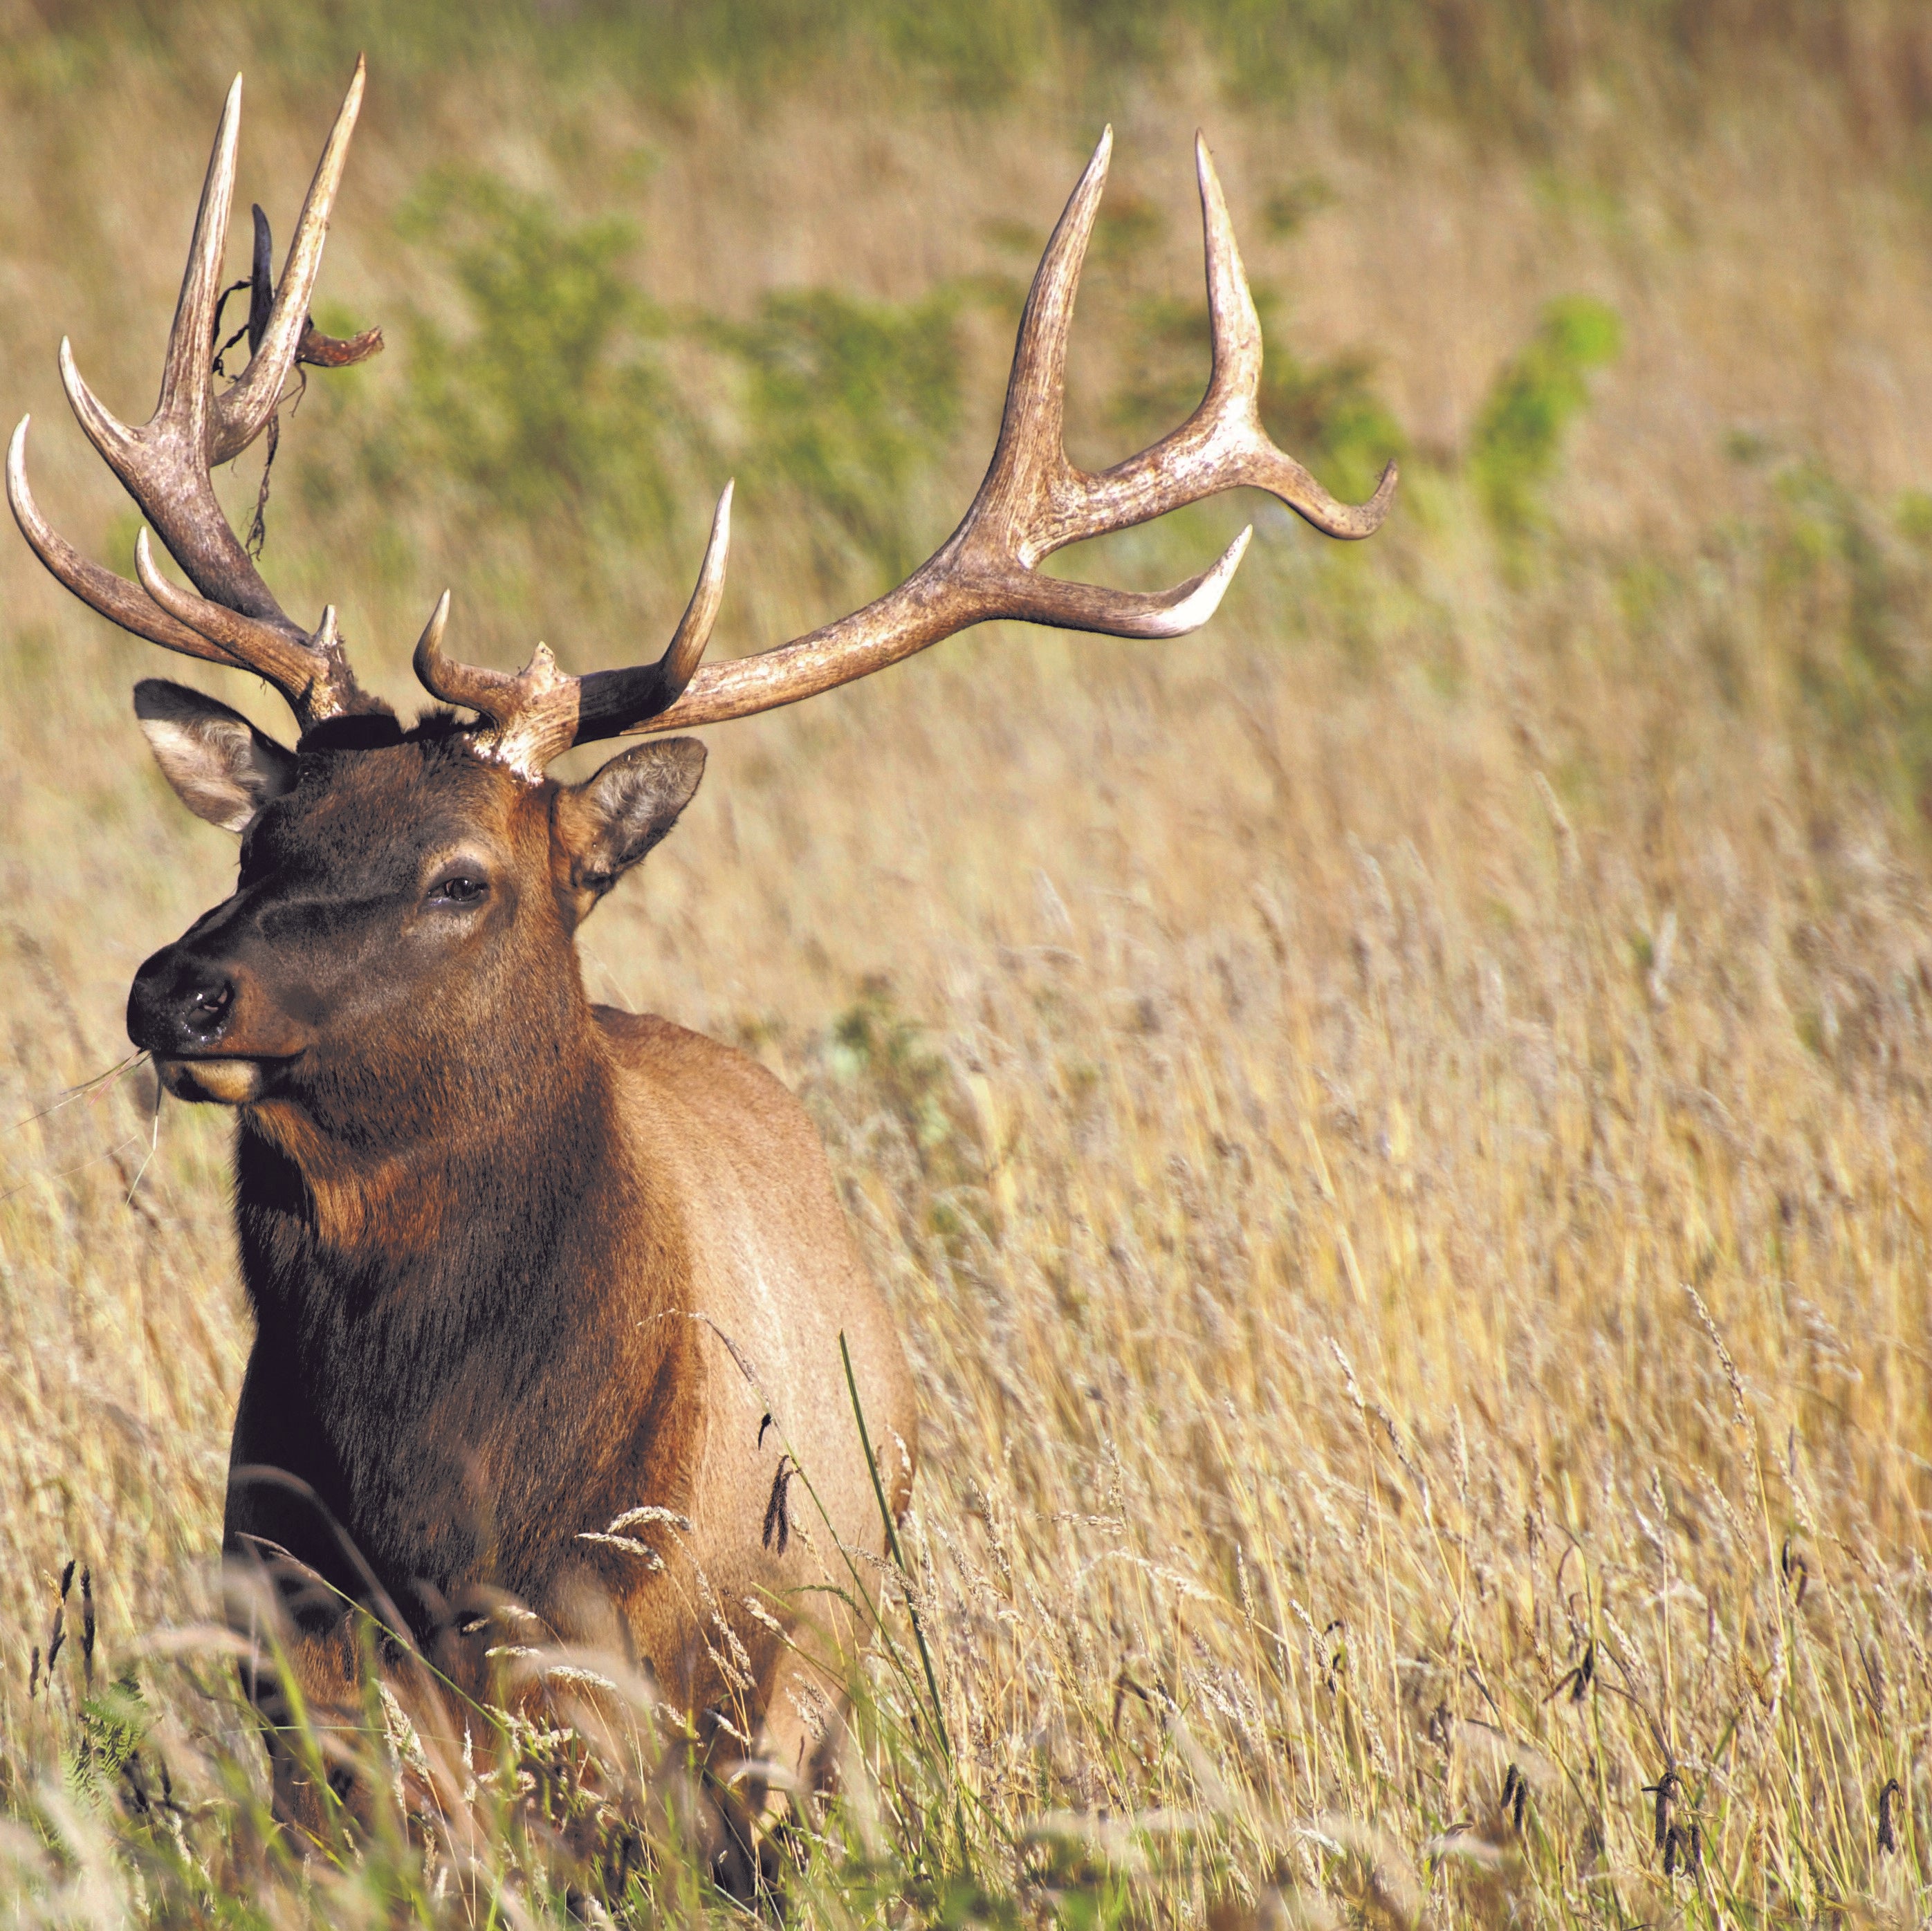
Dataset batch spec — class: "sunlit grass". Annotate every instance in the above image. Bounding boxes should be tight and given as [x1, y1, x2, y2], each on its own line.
[5, 7, 1932, 1924]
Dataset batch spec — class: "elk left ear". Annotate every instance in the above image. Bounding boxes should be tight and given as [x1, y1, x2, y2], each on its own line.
[135, 679, 297, 833]
[553, 738, 706, 907]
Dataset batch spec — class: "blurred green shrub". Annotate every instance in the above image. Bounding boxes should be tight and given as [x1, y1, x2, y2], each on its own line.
[15, 1, 1932, 163]
[1111, 288, 1404, 506]
[1763, 461, 1932, 816]
[380, 172, 682, 541]
[1470, 295, 1622, 542]
[1262, 175, 1338, 238]
[820, 977, 986, 1244]
[370, 163, 1410, 594]
[828, 977, 961, 1164]
[373, 172, 968, 587]
[1607, 452, 1932, 826]
[721, 286, 965, 581]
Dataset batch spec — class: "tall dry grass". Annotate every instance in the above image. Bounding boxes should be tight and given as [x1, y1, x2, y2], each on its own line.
[3, 8, 1932, 1923]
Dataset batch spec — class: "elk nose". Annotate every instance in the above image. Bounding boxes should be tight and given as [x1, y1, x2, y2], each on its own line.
[127, 950, 238, 1054]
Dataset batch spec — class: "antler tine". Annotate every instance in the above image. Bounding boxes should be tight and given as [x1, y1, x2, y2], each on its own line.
[413, 594, 582, 780]
[157, 73, 243, 449]
[1051, 134, 1398, 548]
[6, 417, 243, 668]
[57, 71, 284, 620]
[412, 481, 735, 777]
[414, 591, 495, 716]
[1197, 133, 1264, 407]
[134, 530, 357, 728]
[656, 480, 735, 696]
[12, 69, 389, 731]
[60, 333, 288, 628]
[215, 56, 366, 463]
[977, 127, 1110, 548]
[413, 599, 581, 782]
[569, 481, 733, 747]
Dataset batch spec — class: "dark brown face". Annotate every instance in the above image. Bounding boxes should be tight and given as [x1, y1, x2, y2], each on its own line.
[130, 736, 549, 1109]
[126, 683, 706, 1125]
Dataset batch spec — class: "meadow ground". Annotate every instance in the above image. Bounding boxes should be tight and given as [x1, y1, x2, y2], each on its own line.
[3, 5, 1932, 1923]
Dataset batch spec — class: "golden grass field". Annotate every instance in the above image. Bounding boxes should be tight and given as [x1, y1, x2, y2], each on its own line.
[3, 5, 1932, 1922]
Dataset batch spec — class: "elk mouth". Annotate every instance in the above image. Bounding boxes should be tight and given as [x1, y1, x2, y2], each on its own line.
[154, 1053, 298, 1106]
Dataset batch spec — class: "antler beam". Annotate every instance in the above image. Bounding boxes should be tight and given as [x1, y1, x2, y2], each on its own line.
[413, 127, 1395, 765]
[635, 128, 1397, 732]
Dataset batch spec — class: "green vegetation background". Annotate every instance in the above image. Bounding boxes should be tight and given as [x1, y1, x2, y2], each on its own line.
[7, 1, 1932, 1925]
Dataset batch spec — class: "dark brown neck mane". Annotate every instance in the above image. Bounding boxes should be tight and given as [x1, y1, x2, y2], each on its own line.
[228, 1008, 694, 1631]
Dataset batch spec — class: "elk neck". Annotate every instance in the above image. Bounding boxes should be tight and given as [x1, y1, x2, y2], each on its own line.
[233, 942, 634, 1322]
[226, 940, 706, 1611]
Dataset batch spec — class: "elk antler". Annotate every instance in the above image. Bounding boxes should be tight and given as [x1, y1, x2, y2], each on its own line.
[415, 127, 1396, 773]
[7, 63, 387, 732]
[413, 483, 734, 778]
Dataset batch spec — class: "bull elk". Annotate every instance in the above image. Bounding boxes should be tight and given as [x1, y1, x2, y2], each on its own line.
[8, 62, 1393, 1862]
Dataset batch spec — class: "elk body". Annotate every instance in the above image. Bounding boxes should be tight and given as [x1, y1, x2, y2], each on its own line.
[9, 64, 1392, 1853]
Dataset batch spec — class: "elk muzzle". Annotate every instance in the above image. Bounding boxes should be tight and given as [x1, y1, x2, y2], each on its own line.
[127, 945, 311, 1104]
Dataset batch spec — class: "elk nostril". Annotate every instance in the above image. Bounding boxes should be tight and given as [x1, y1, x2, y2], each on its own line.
[183, 979, 234, 1034]
[127, 952, 242, 1055]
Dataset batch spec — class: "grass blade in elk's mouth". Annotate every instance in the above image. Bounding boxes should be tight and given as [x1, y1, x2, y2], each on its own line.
[156, 1057, 266, 1105]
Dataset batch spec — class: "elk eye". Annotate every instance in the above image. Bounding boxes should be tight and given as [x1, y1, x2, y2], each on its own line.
[427, 874, 488, 907]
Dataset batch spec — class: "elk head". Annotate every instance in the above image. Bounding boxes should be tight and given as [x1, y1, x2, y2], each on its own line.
[10, 64, 1395, 1143]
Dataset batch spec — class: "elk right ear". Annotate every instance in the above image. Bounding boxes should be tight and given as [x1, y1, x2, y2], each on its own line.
[134, 680, 297, 833]
[553, 737, 706, 914]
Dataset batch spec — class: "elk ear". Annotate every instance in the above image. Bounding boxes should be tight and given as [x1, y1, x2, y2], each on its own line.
[554, 737, 706, 907]
[134, 680, 297, 833]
